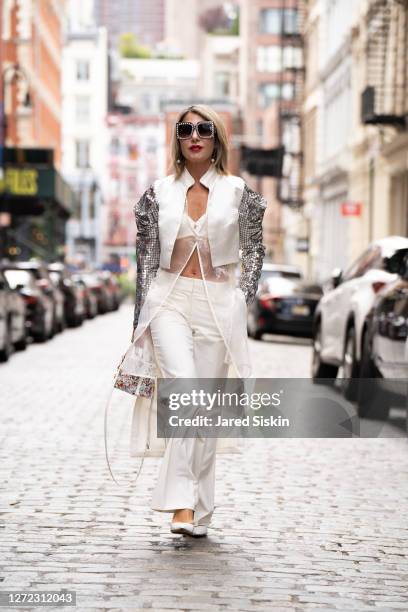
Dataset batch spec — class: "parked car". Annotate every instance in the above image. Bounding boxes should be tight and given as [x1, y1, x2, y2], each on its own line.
[14, 261, 65, 335]
[71, 273, 98, 319]
[47, 263, 86, 327]
[357, 247, 408, 420]
[0, 268, 27, 360]
[79, 272, 112, 314]
[97, 271, 121, 311]
[3, 266, 53, 342]
[247, 272, 322, 340]
[311, 236, 408, 400]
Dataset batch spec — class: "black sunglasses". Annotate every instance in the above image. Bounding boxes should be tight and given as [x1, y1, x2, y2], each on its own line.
[176, 120, 215, 140]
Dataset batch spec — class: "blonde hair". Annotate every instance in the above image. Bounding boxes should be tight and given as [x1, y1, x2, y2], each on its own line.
[169, 104, 229, 179]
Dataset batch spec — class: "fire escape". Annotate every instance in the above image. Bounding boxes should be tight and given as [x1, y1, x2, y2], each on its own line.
[361, 0, 408, 128]
[277, 0, 305, 210]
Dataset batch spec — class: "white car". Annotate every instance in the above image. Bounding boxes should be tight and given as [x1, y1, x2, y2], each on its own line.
[311, 236, 408, 399]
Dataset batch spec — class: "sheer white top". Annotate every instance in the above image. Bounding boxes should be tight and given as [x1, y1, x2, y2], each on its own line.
[176, 204, 208, 239]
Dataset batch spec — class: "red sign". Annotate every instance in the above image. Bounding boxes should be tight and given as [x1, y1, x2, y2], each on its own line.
[341, 201, 362, 216]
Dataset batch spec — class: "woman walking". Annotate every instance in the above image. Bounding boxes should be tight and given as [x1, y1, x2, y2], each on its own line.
[130, 104, 267, 537]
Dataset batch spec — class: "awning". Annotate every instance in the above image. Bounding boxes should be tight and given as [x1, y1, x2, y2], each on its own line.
[0, 156, 79, 217]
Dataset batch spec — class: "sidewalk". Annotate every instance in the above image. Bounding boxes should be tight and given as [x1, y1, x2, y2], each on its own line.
[0, 304, 407, 610]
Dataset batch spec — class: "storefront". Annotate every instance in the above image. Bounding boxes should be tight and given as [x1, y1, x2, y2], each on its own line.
[0, 148, 78, 261]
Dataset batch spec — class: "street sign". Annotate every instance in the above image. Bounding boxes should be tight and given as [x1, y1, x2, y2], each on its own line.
[0, 168, 39, 196]
[341, 201, 362, 216]
[241, 145, 285, 177]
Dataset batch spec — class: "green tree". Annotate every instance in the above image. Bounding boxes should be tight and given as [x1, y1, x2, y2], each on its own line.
[119, 33, 152, 59]
[230, 13, 239, 35]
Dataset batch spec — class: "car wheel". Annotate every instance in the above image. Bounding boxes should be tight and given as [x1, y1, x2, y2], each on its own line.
[14, 331, 27, 351]
[357, 330, 389, 420]
[0, 324, 12, 362]
[340, 325, 360, 401]
[33, 314, 49, 342]
[311, 321, 338, 382]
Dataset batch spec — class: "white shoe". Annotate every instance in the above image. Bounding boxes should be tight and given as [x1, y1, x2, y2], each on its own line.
[170, 521, 195, 536]
[192, 525, 208, 537]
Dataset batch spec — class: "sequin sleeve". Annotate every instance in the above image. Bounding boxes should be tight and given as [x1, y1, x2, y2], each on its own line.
[238, 183, 267, 305]
[132, 185, 160, 330]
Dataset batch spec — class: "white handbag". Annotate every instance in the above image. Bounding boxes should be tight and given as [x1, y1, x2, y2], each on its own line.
[104, 342, 156, 487]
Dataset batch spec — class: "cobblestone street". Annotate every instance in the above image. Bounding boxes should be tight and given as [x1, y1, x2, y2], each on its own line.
[0, 303, 407, 611]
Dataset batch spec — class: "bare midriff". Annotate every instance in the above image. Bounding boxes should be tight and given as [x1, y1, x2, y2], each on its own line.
[180, 184, 208, 279]
[180, 247, 203, 278]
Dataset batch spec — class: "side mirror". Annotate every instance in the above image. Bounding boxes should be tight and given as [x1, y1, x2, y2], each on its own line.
[331, 267, 343, 288]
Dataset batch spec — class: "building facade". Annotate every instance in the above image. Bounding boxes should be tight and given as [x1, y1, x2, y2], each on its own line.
[164, 0, 226, 59]
[103, 113, 166, 266]
[61, 23, 109, 266]
[301, 0, 358, 281]
[351, 0, 408, 248]
[239, 0, 303, 264]
[0, 0, 77, 262]
[302, 0, 408, 282]
[117, 57, 199, 116]
[1, 0, 66, 165]
[94, 0, 165, 48]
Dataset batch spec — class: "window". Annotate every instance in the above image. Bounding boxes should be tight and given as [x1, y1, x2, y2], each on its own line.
[283, 8, 299, 34]
[257, 46, 281, 72]
[3, 269, 34, 289]
[214, 71, 230, 97]
[141, 93, 152, 112]
[127, 176, 137, 194]
[257, 46, 302, 72]
[259, 8, 299, 35]
[75, 140, 90, 168]
[258, 83, 280, 108]
[258, 82, 294, 108]
[282, 82, 295, 99]
[342, 252, 366, 282]
[110, 137, 120, 155]
[342, 246, 383, 282]
[75, 96, 90, 123]
[260, 8, 280, 34]
[357, 247, 383, 276]
[76, 59, 90, 81]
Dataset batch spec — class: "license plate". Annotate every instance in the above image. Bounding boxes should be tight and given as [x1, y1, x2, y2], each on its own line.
[291, 304, 310, 316]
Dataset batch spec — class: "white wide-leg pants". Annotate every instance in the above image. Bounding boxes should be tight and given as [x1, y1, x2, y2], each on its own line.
[149, 274, 229, 526]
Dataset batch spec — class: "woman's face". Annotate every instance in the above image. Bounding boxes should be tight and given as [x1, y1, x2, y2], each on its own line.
[178, 112, 215, 166]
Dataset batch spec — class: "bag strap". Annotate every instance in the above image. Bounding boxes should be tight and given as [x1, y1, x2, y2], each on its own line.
[104, 354, 153, 488]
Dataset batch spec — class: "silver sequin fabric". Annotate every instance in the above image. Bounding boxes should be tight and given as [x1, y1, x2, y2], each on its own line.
[132, 185, 160, 330]
[132, 182, 267, 330]
[237, 184, 267, 305]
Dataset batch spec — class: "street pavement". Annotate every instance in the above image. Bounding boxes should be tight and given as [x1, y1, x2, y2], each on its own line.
[0, 302, 407, 611]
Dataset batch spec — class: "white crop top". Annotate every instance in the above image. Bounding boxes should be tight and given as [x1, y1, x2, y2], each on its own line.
[177, 207, 208, 239]
[163, 196, 229, 282]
